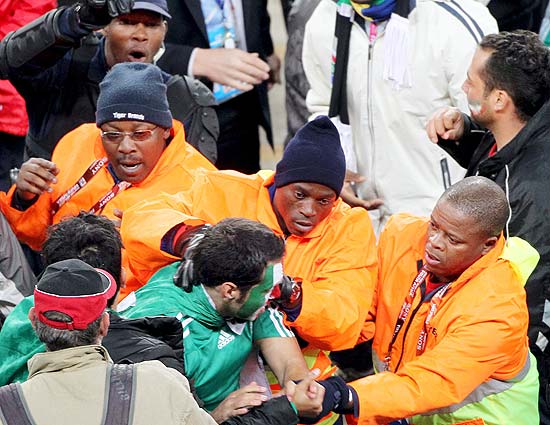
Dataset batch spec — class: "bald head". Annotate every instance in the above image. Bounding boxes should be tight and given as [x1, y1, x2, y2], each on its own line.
[438, 176, 509, 238]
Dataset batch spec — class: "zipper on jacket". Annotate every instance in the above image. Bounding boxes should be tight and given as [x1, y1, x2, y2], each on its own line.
[366, 22, 377, 195]
[394, 283, 426, 372]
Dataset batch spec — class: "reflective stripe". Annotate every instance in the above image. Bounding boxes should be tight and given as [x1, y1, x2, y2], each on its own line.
[373, 350, 385, 374]
[372, 350, 536, 419]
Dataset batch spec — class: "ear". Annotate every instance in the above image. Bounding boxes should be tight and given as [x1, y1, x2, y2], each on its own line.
[28, 307, 37, 327]
[481, 236, 498, 255]
[493, 90, 510, 113]
[99, 312, 110, 338]
[219, 282, 240, 301]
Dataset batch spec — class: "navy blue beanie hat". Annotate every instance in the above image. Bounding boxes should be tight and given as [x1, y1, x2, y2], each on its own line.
[275, 116, 345, 195]
[96, 62, 173, 128]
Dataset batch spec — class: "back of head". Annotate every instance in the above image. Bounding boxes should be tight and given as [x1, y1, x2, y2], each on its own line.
[96, 62, 173, 129]
[275, 116, 346, 196]
[439, 176, 509, 238]
[42, 212, 122, 306]
[32, 259, 117, 351]
[191, 218, 285, 289]
[479, 30, 550, 121]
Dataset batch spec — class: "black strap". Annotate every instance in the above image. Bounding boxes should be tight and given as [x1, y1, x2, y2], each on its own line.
[328, 9, 353, 124]
[103, 364, 135, 425]
[0, 383, 34, 425]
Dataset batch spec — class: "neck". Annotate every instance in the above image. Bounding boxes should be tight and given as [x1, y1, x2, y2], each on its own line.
[430, 274, 450, 284]
[489, 114, 526, 150]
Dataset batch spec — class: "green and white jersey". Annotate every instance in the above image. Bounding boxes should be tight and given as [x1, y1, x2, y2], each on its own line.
[120, 262, 294, 411]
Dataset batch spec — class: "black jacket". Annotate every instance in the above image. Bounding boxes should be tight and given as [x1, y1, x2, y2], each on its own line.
[104, 311, 184, 375]
[487, 0, 549, 32]
[439, 101, 550, 383]
[222, 397, 299, 425]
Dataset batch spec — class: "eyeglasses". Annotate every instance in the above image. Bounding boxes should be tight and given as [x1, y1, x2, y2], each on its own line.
[100, 126, 158, 143]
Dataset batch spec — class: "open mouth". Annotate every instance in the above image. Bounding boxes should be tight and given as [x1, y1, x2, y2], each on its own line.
[128, 50, 147, 61]
[424, 249, 440, 267]
[119, 162, 143, 174]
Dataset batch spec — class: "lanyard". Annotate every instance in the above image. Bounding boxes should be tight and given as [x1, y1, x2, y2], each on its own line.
[51, 157, 131, 216]
[88, 181, 131, 215]
[384, 267, 452, 371]
[51, 157, 108, 215]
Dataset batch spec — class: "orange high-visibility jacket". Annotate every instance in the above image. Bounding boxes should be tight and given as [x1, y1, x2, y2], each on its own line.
[121, 170, 377, 352]
[350, 213, 536, 424]
[0, 120, 215, 295]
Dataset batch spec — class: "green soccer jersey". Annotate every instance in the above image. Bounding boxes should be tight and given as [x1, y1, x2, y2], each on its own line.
[121, 262, 294, 411]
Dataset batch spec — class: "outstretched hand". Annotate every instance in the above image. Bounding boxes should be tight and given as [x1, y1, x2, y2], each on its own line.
[284, 369, 325, 419]
[210, 382, 268, 423]
[193, 48, 270, 92]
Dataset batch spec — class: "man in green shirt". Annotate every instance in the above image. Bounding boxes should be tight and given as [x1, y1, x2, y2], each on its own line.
[121, 217, 309, 416]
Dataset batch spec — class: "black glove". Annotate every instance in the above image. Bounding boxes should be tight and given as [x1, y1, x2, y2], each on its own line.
[300, 376, 357, 424]
[75, 0, 134, 30]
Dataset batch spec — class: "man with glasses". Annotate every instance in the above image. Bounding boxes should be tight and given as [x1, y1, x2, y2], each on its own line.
[0, 62, 215, 297]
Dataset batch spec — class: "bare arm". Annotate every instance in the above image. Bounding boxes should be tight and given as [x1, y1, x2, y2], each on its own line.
[257, 336, 308, 385]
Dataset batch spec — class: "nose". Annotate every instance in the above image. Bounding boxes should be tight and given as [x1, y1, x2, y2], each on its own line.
[131, 23, 148, 41]
[428, 230, 444, 251]
[299, 200, 316, 218]
[461, 80, 468, 94]
[117, 135, 137, 153]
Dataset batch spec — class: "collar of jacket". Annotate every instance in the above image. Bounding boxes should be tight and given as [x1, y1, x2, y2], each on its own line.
[258, 172, 344, 240]
[27, 345, 111, 378]
[477, 99, 550, 177]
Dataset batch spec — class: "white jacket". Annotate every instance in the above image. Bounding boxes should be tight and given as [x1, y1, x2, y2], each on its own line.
[304, 0, 497, 232]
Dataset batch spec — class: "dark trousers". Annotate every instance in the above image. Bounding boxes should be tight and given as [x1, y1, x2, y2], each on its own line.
[0, 133, 25, 192]
[214, 90, 261, 174]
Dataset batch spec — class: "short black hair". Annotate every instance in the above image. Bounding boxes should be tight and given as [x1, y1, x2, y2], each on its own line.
[42, 212, 123, 307]
[191, 218, 285, 289]
[439, 176, 509, 238]
[479, 30, 550, 121]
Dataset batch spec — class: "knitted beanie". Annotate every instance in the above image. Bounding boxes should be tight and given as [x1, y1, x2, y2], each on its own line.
[96, 62, 173, 128]
[275, 116, 345, 195]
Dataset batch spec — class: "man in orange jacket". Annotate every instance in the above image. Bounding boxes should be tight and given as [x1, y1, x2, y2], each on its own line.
[0, 62, 215, 297]
[120, 117, 377, 389]
[297, 176, 539, 424]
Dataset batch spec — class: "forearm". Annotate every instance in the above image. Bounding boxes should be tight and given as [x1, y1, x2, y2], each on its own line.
[437, 114, 487, 168]
[0, 6, 86, 80]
